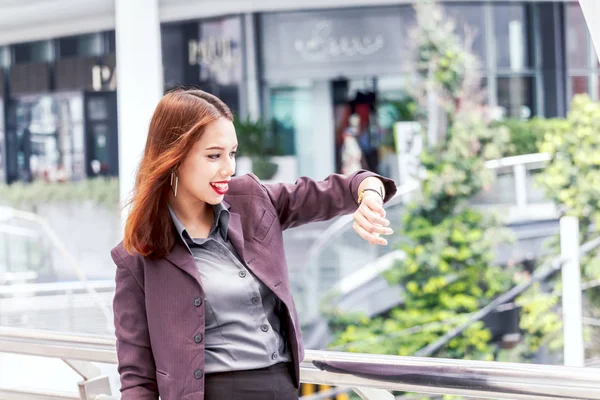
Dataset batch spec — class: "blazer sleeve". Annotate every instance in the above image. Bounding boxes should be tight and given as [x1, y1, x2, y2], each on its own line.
[258, 170, 397, 230]
[111, 247, 159, 400]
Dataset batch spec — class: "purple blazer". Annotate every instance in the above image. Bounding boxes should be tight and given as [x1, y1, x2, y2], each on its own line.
[111, 171, 397, 400]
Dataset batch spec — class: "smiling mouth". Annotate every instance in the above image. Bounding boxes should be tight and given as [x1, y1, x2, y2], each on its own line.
[210, 182, 229, 194]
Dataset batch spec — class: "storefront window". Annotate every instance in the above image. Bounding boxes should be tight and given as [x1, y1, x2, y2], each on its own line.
[444, 4, 487, 65]
[7, 93, 85, 182]
[58, 33, 102, 58]
[571, 76, 589, 95]
[162, 16, 243, 115]
[269, 86, 312, 158]
[0, 97, 5, 182]
[497, 76, 535, 119]
[493, 4, 533, 70]
[566, 4, 590, 69]
[14, 40, 53, 64]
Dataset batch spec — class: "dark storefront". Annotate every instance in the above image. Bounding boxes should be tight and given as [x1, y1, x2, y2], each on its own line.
[3, 33, 118, 184]
[161, 15, 244, 116]
[0, 67, 5, 183]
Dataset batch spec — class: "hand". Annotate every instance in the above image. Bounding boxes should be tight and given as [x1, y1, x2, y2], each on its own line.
[352, 193, 393, 246]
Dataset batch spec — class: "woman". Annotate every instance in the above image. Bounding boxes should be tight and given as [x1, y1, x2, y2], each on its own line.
[111, 89, 397, 400]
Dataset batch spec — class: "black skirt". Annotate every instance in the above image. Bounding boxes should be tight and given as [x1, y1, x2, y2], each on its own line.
[204, 362, 299, 400]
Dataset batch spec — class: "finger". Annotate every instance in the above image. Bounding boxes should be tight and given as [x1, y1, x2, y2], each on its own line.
[354, 222, 388, 246]
[354, 210, 394, 236]
[364, 196, 387, 217]
[358, 204, 391, 228]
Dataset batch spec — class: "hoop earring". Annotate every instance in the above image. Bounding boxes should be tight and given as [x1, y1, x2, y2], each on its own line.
[170, 171, 178, 197]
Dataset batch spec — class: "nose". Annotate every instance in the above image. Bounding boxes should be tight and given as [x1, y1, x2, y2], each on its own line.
[222, 155, 235, 177]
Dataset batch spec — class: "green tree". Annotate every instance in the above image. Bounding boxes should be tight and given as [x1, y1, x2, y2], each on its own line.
[534, 94, 600, 359]
[328, 0, 516, 371]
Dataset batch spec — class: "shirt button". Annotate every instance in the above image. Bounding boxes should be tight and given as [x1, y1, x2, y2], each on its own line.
[194, 369, 203, 379]
[194, 334, 203, 343]
[271, 352, 277, 360]
[194, 298, 202, 307]
[261, 324, 269, 332]
[252, 297, 260, 305]
[238, 271, 247, 278]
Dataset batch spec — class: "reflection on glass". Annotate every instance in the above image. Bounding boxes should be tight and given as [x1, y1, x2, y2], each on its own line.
[8, 93, 85, 182]
[444, 4, 486, 64]
[571, 76, 589, 96]
[87, 97, 108, 121]
[0, 99, 4, 182]
[497, 76, 534, 119]
[493, 4, 532, 70]
[566, 4, 589, 69]
[270, 86, 312, 157]
[91, 124, 110, 175]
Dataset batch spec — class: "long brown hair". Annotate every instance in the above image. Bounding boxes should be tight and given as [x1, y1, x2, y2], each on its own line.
[123, 89, 233, 258]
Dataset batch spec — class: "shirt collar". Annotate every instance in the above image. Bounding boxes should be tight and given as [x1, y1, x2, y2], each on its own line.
[168, 203, 229, 245]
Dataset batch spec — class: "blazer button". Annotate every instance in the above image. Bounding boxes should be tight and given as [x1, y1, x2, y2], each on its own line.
[261, 324, 269, 332]
[194, 333, 203, 343]
[271, 352, 277, 360]
[252, 297, 260, 305]
[194, 369, 203, 379]
[194, 298, 202, 307]
[238, 271, 247, 278]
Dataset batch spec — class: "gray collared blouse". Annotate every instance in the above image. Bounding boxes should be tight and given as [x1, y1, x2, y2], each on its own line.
[168, 204, 291, 374]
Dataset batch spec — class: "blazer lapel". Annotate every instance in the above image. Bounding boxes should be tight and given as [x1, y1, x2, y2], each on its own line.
[227, 212, 246, 262]
[164, 237, 201, 285]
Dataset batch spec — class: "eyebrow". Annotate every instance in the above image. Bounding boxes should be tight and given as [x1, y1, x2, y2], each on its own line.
[204, 145, 238, 151]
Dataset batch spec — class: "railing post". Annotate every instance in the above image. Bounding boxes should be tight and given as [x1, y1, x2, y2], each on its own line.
[77, 376, 112, 400]
[514, 163, 528, 210]
[560, 216, 584, 367]
[352, 387, 395, 400]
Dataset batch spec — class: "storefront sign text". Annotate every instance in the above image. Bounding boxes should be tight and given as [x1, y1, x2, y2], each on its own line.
[92, 65, 116, 92]
[188, 37, 237, 73]
[294, 21, 385, 62]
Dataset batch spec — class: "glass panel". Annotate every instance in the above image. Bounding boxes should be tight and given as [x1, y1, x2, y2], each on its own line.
[566, 4, 589, 69]
[13, 40, 52, 64]
[58, 33, 102, 58]
[444, 4, 487, 65]
[87, 97, 109, 121]
[0, 46, 8, 67]
[0, 98, 4, 182]
[571, 75, 589, 96]
[496, 76, 535, 119]
[7, 93, 85, 182]
[269, 85, 312, 164]
[493, 4, 532, 70]
[90, 123, 110, 175]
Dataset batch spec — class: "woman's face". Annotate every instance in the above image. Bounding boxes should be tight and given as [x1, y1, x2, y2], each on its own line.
[175, 117, 238, 205]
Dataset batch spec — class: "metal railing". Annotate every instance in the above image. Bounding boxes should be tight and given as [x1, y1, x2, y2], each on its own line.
[1, 326, 600, 400]
[0, 206, 114, 333]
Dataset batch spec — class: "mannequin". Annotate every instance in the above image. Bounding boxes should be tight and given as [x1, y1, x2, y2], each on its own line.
[341, 113, 366, 175]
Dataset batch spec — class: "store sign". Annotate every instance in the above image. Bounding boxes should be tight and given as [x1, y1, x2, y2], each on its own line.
[92, 65, 116, 92]
[260, 8, 407, 80]
[188, 37, 238, 73]
[294, 21, 385, 62]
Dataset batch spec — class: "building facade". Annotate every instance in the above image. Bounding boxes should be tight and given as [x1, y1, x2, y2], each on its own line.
[0, 0, 591, 184]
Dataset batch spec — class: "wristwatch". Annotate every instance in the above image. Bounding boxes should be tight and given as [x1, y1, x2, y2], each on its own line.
[358, 187, 384, 204]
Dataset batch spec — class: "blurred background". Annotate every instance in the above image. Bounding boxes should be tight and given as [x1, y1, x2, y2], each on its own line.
[1, 0, 600, 399]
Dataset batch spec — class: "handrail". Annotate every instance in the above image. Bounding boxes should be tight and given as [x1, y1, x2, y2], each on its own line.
[484, 152, 550, 169]
[1, 327, 600, 400]
[0, 206, 114, 333]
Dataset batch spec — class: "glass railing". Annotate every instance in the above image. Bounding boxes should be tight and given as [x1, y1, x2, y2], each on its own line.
[296, 153, 555, 325]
